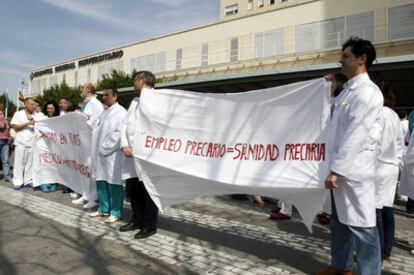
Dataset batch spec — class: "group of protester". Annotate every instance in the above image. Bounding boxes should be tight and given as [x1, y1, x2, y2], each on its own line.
[6, 72, 159, 239]
[1, 36, 414, 274]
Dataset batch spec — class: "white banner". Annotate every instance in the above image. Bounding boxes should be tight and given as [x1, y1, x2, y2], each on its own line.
[133, 78, 332, 231]
[33, 113, 92, 194]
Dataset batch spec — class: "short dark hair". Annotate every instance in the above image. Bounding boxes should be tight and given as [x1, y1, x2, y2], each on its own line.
[135, 71, 155, 88]
[342, 36, 376, 70]
[104, 87, 119, 97]
[376, 80, 396, 108]
[43, 101, 59, 117]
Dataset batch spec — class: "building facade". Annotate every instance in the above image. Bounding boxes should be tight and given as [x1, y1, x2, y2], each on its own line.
[30, 0, 414, 106]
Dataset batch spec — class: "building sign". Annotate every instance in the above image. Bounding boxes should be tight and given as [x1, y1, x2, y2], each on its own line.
[30, 68, 53, 80]
[78, 50, 123, 67]
[55, 62, 76, 73]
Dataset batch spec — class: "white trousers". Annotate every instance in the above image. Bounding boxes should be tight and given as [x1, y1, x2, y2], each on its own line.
[278, 200, 292, 216]
[13, 145, 33, 186]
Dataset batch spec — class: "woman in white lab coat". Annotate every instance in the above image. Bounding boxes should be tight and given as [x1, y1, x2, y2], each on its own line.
[89, 88, 127, 223]
[375, 81, 404, 261]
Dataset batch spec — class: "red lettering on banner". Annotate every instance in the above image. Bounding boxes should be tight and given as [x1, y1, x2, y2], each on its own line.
[233, 143, 279, 161]
[283, 143, 325, 161]
[39, 152, 91, 178]
[68, 132, 81, 146]
[40, 132, 58, 143]
[144, 135, 182, 152]
[60, 133, 68, 145]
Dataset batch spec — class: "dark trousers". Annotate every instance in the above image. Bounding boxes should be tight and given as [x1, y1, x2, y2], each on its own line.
[125, 177, 158, 230]
[407, 197, 414, 214]
[376, 207, 395, 258]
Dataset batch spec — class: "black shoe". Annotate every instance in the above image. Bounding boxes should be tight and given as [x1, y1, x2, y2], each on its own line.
[119, 222, 140, 232]
[134, 228, 157, 239]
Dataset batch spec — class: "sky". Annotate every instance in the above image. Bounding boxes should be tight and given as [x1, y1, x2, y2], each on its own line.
[0, 0, 220, 103]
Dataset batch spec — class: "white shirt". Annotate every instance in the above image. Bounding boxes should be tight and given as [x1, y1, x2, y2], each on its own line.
[92, 103, 127, 184]
[329, 72, 384, 227]
[33, 111, 47, 121]
[11, 110, 35, 147]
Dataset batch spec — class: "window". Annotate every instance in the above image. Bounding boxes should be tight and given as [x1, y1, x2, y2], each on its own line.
[49, 75, 58, 87]
[258, 0, 264, 8]
[176, 48, 183, 70]
[254, 28, 284, 58]
[97, 61, 124, 81]
[295, 22, 318, 52]
[225, 4, 238, 16]
[280, 0, 287, 2]
[319, 17, 345, 49]
[269, 0, 275, 5]
[131, 53, 166, 73]
[230, 37, 239, 62]
[248, 0, 253, 10]
[346, 12, 374, 41]
[74, 71, 78, 87]
[201, 43, 209, 67]
[388, 4, 414, 40]
[87, 68, 91, 82]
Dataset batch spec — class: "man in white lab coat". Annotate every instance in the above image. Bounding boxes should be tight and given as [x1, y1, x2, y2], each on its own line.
[118, 71, 159, 239]
[89, 87, 127, 223]
[72, 83, 104, 209]
[315, 37, 383, 275]
[11, 98, 36, 190]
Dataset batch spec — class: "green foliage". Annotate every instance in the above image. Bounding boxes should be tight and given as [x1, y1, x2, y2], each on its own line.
[97, 69, 138, 90]
[35, 81, 82, 111]
[33, 69, 149, 111]
[0, 95, 17, 118]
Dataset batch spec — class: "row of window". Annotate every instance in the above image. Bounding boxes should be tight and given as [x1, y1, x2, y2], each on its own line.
[32, 4, 414, 94]
[225, 0, 288, 16]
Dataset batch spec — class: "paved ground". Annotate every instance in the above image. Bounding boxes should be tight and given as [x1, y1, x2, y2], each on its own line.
[0, 181, 413, 275]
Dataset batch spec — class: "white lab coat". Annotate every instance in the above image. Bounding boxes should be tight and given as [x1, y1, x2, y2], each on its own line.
[329, 73, 384, 227]
[80, 96, 103, 201]
[375, 107, 405, 209]
[400, 131, 414, 198]
[92, 103, 127, 184]
[82, 96, 104, 127]
[120, 94, 146, 180]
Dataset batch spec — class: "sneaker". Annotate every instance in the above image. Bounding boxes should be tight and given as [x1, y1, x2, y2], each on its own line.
[89, 211, 109, 218]
[105, 216, 121, 224]
[70, 192, 80, 199]
[83, 201, 98, 209]
[269, 212, 291, 220]
[13, 184, 23, 190]
[72, 197, 85, 205]
[41, 185, 50, 193]
[25, 182, 33, 188]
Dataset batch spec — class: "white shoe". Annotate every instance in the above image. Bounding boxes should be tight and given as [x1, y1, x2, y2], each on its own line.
[105, 216, 121, 224]
[70, 192, 80, 199]
[72, 197, 85, 205]
[89, 211, 109, 218]
[83, 201, 98, 209]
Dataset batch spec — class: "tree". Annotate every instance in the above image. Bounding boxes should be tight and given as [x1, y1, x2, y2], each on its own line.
[0, 94, 17, 118]
[35, 82, 82, 111]
[97, 70, 136, 90]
